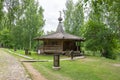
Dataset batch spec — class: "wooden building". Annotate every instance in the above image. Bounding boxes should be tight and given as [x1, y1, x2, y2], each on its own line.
[35, 15, 84, 55]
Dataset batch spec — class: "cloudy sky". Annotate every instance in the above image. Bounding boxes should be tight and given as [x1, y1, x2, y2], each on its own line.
[38, 0, 78, 33]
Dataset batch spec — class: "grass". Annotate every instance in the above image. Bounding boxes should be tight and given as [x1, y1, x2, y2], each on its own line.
[4, 48, 120, 80]
[32, 56, 120, 80]
[8, 49, 53, 60]
[8, 49, 68, 60]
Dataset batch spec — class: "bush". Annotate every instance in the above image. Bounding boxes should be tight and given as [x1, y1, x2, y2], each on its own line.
[103, 50, 117, 60]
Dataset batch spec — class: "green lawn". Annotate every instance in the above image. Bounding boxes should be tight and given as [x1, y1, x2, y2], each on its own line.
[8, 49, 68, 60]
[32, 56, 120, 80]
[5, 48, 120, 80]
[8, 49, 53, 60]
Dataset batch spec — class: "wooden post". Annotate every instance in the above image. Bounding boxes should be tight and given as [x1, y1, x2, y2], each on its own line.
[53, 53, 60, 70]
[70, 50, 74, 60]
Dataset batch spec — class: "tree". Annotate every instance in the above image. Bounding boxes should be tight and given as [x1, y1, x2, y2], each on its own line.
[64, 0, 74, 34]
[86, 0, 120, 41]
[82, 0, 120, 59]
[64, 0, 84, 36]
[0, 0, 4, 30]
[83, 20, 117, 59]
[72, 1, 84, 36]
[0, 0, 44, 50]
[0, 0, 3, 21]
[18, 0, 44, 50]
[4, 0, 20, 30]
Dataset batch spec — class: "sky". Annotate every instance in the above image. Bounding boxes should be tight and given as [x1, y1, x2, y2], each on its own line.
[38, 0, 78, 33]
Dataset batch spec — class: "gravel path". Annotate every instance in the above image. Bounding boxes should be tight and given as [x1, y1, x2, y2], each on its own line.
[0, 48, 31, 80]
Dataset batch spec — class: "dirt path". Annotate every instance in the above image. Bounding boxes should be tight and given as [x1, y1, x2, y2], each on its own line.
[0, 48, 31, 80]
[23, 62, 47, 80]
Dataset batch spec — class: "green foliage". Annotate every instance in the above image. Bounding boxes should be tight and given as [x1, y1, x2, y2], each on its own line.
[0, 28, 12, 47]
[83, 20, 104, 51]
[0, 0, 3, 20]
[83, 20, 117, 59]
[64, 0, 119, 59]
[82, 0, 120, 59]
[11, 23, 23, 49]
[0, 0, 4, 30]
[92, 0, 120, 40]
[64, 0, 84, 36]
[16, 0, 44, 50]
[64, 0, 74, 34]
[0, 0, 44, 50]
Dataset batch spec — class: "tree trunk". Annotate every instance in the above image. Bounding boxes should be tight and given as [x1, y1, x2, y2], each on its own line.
[29, 34, 31, 50]
[101, 49, 107, 57]
[25, 49, 29, 55]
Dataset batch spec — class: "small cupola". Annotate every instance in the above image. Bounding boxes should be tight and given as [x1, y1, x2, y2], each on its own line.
[56, 11, 64, 33]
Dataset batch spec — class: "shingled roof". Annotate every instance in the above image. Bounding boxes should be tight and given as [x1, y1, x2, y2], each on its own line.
[34, 15, 84, 41]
